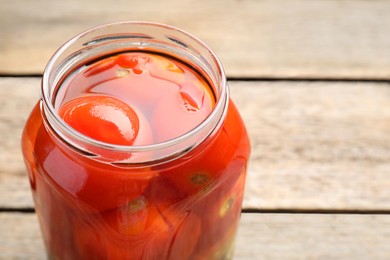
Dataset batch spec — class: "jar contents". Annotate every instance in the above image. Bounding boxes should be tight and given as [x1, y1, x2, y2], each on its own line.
[56, 52, 216, 145]
[23, 50, 249, 259]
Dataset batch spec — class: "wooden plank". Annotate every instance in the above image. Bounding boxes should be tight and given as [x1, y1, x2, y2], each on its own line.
[0, 78, 39, 208]
[1, 0, 390, 79]
[235, 213, 390, 259]
[1, 78, 390, 210]
[0, 213, 45, 260]
[1, 212, 390, 259]
[231, 81, 390, 211]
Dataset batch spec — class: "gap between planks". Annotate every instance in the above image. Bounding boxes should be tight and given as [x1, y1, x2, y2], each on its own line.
[1, 208, 390, 216]
[2, 74, 390, 84]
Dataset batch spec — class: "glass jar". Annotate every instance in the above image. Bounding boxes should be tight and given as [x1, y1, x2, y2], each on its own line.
[21, 21, 250, 259]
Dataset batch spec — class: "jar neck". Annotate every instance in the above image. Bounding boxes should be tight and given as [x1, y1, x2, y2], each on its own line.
[41, 21, 228, 164]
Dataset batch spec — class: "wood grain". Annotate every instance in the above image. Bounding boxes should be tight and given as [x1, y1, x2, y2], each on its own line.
[235, 213, 390, 259]
[1, 78, 389, 211]
[232, 81, 390, 210]
[1, 212, 389, 259]
[1, 0, 390, 79]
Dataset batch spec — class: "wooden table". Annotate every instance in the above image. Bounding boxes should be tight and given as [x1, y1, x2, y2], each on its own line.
[1, 1, 390, 259]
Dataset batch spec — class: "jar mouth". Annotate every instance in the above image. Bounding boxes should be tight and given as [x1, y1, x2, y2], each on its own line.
[42, 21, 228, 163]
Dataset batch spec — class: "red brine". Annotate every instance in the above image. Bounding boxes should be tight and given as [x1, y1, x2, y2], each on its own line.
[56, 52, 215, 146]
[21, 22, 250, 260]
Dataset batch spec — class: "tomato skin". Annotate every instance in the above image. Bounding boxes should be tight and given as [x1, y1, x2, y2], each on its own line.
[194, 166, 246, 256]
[72, 220, 110, 260]
[76, 168, 154, 212]
[151, 82, 214, 143]
[59, 95, 140, 146]
[33, 117, 155, 212]
[101, 196, 201, 259]
[117, 53, 150, 69]
[160, 101, 249, 196]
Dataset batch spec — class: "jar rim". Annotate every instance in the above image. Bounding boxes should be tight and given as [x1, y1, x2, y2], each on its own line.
[42, 21, 228, 162]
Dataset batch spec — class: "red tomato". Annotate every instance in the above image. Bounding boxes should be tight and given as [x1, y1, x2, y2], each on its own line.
[152, 81, 214, 143]
[194, 163, 246, 257]
[72, 219, 109, 259]
[102, 196, 155, 237]
[194, 223, 238, 260]
[143, 175, 187, 208]
[102, 195, 202, 259]
[156, 128, 225, 196]
[160, 101, 245, 195]
[166, 211, 202, 259]
[76, 167, 154, 212]
[34, 115, 155, 212]
[117, 53, 150, 69]
[59, 95, 139, 146]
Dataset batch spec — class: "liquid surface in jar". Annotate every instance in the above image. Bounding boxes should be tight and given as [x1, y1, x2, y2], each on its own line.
[56, 52, 216, 145]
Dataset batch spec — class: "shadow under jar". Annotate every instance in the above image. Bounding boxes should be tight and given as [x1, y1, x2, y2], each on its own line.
[21, 22, 250, 260]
